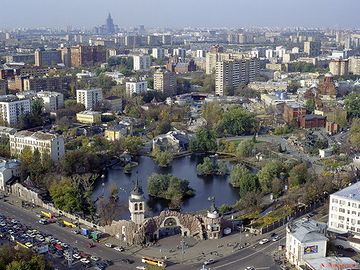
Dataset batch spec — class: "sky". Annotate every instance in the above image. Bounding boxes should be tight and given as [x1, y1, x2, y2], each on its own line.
[1, 0, 359, 29]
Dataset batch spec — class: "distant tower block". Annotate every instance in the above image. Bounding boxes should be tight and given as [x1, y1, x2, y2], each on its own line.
[128, 179, 145, 225]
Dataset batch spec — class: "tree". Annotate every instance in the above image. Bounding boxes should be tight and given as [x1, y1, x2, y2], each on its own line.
[152, 148, 174, 167]
[124, 136, 143, 155]
[0, 137, 10, 158]
[98, 197, 119, 225]
[189, 128, 217, 153]
[201, 74, 215, 93]
[202, 102, 223, 129]
[216, 107, 256, 136]
[288, 163, 308, 188]
[305, 99, 316, 113]
[196, 157, 214, 175]
[235, 84, 259, 98]
[257, 161, 284, 193]
[236, 140, 255, 158]
[230, 164, 260, 196]
[350, 118, 360, 149]
[287, 80, 301, 94]
[49, 178, 80, 213]
[345, 93, 360, 118]
[271, 178, 283, 198]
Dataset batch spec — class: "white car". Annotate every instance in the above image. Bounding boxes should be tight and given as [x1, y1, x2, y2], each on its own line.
[259, 238, 269, 245]
[136, 267, 146, 270]
[80, 258, 90, 264]
[272, 235, 280, 241]
[204, 259, 215, 265]
[25, 242, 33, 248]
[114, 246, 124, 252]
[245, 267, 255, 270]
[90, 256, 99, 261]
[104, 243, 113, 248]
[73, 253, 81, 260]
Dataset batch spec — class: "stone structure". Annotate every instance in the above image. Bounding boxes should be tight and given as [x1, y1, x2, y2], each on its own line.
[103, 183, 225, 246]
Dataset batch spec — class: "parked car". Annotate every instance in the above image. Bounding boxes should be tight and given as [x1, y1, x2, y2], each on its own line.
[204, 259, 216, 265]
[104, 243, 113, 248]
[114, 246, 124, 252]
[259, 238, 269, 245]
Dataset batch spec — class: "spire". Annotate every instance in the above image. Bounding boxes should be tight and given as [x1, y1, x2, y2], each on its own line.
[208, 196, 218, 213]
[131, 171, 143, 196]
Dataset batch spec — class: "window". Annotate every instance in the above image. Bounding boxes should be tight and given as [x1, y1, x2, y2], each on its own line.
[339, 208, 345, 213]
[338, 216, 345, 221]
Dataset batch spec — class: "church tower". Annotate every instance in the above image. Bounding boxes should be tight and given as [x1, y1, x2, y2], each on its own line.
[128, 179, 145, 225]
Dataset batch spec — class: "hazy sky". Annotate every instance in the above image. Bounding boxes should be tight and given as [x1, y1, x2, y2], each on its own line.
[1, 0, 359, 29]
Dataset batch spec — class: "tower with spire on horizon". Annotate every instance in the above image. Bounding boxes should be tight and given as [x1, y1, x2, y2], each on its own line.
[105, 13, 115, 34]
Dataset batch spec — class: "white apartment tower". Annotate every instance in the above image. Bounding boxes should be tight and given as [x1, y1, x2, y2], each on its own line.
[126, 81, 148, 97]
[76, 89, 103, 110]
[0, 95, 31, 126]
[36, 91, 64, 112]
[133, 55, 151, 71]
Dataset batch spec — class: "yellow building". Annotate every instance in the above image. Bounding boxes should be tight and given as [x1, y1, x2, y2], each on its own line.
[76, 111, 102, 124]
[105, 124, 131, 141]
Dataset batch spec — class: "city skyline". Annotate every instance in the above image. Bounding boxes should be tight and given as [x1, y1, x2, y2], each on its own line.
[1, 0, 360, 29]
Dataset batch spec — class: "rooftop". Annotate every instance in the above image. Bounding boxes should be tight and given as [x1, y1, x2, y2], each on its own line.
[305, 257, 359, 270]
[13, 130, 58, 141]
[77, 110, 102, 116]
[287, 218, 328, 243]
[0, 126, 17, 135]
[332, 182, 360, 202]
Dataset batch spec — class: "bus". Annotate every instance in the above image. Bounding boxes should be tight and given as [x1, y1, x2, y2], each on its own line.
[141, 257, 166, 268]
[16, 241, 29, 249]
[40, 211, 53, 219]
[63, 220, 77, 228]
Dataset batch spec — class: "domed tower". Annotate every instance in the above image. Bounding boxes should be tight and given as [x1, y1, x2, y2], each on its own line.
[205, 197, 221, 239]
[128, 179, 145, 225]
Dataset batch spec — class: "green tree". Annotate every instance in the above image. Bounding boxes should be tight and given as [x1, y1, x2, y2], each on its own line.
[217, 160, 229, 175]
[257, 161, 284, 193]
[152, 148, 174, 167]
[124, 136, 143, 155]
[350, 118, 360, 149]
[49, 178, 80, 213]
[216, 107, 256, 136]
[236, 140, 255, 158]
[271, 178, 283, 198]
[345, 93, 360, 118]
[189, 128, 217, 153]
[305, 99, 316, 113]
[196, 157, 214, 175]
[288, 163, 308, 188]
[230, 164, 260, 196]
[202, 102, 223, 129]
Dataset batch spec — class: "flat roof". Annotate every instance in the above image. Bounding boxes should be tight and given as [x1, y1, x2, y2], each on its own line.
[287, 218, 328, 243]
[331, 182, 360, 202]
[77, 111, 102, 115]
[13, 130, 58, 141]
[306, 257, 359, 270]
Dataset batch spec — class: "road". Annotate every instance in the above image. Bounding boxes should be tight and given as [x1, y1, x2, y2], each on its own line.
[0, 199, 140, 270]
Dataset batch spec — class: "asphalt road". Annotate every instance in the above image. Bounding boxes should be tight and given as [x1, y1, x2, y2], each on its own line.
[0, 199, 140, 270]
[0, 197, 285, 270]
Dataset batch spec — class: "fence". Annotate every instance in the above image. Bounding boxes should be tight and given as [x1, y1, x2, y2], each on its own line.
[244, 199, 325, 235]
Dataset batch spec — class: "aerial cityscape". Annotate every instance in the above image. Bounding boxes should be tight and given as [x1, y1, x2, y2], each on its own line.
[0, 1, 360, 270]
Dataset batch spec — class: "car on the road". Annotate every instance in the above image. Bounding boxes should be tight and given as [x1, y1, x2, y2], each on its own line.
[114, 246, 124, 252]
[80, 258, 90, 264]
[259, 238, 269, 245]
[104, 243, 113, 248]
[91, 256, 100, 262]
[25, 242, 33, 248]
[272, 235, 280, 241]
[204, 259, 216, 265]
[121, 258, 134, 264]
[73, 253, 81, 260]
[71, 230, 79, 234]
[245, 267, 255, 270]
[135, 266, 146, 270]
[39, 219, 47, 225]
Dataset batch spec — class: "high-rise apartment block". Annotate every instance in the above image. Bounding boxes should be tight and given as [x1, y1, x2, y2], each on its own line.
[126, 81, 148, 97]
[349, 56, 360, 75]
[0, 80, 7, 95]
[215, 58, 259, 96]
[0, 95, 31, 126]
[154, 69, 177, 97]
[34, 49, 62, 67]
[76, 89, 103, 110]
[152, 48, 165, 59]
[70, 45, 107, 67]
[304, 41, 321, 57]
[133, 55, 151, 71]
[36, 91, 64, 112]
[329, 59, 349, 76]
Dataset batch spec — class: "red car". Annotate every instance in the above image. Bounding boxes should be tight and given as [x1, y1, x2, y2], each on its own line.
[88, 243, 95, 248]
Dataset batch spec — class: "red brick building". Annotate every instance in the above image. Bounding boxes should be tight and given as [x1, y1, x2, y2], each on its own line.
[299, 115, 326, 129]
[283, 103, 307, 124]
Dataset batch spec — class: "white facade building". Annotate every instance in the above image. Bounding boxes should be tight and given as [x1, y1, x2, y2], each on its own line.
[76, 89, 103, 110]
[133, 55, 151, 71]
[126, 81, 148, 97]
[0, 95, 31, 126]
[152, 48, 165, 59]
[0, 159, 20, 191]
[9, 131, 65, 162]
[328, 182, 360, 235]
[36, 91, 64, 112]
[286, 219, 328, 269]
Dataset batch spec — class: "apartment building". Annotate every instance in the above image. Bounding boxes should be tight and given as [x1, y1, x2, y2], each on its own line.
[0, 159, 21, 191]
[9, 131, 65, 162]
[70, 45, 107, 67]
[76, 88, 103, 110]
[304, 41, 321, 57]
[328, 182, 360, 235]
[0, 95, 31, 126]
[349, 56, 360, 75]
[34, 49, 62, 67]
[126, 81, 148, 97]
[283, 102, 307, 124]
[152, 48, 165, 59]
[286, 219, 328, 269]
[329, 59, 349, 76]
[133, 55, 151, 71]
[215, 58, 259, 96]
[0, 80, 7, 95]
[76, 111, 102, 124]
[22, 75, 73, 92]
[153, 69, 177, 97]
[36, 91, 64, 112]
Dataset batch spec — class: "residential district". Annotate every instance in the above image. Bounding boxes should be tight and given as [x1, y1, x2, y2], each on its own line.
[0, 14, 360, 270]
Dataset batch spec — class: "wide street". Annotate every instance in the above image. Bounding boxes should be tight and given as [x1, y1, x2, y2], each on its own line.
[0, 196, 284, 270]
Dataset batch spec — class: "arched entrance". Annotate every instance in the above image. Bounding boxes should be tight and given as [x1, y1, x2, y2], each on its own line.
[154, 216, 190, 240]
